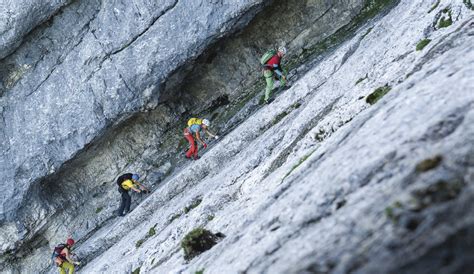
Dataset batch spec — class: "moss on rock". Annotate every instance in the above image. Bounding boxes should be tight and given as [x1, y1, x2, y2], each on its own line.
[415, 155, 442, 172]
[181, 228, 225, 260]
[437, 8, 453, 29]
[416, 39, 431, 51]
[184, 198, 202, 214]
[366, 85, 392, 105]
[355, 74, 368, 85]
[428, 0, 440, 13]
[464, 0, 474, 10]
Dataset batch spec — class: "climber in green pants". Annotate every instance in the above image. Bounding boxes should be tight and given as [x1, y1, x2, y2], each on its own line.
[260, 46, 287, 104]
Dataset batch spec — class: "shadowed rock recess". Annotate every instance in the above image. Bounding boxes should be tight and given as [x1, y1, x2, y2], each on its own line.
[0, 0, 473, 273]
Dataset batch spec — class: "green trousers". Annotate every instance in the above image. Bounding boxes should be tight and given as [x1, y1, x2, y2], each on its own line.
[58, 261, 75, 274]
[264, 70, 274, 101]
[263, 70, 286, 101]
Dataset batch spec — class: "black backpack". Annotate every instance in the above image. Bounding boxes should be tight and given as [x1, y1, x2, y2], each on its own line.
[116, 173, 133, 190]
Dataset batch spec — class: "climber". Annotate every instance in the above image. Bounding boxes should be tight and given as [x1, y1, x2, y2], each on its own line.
[52, 238, 80, 274]
[184, 118, 218, 160]
[116, 173, 150, 217]
[260, 46, 287, 104]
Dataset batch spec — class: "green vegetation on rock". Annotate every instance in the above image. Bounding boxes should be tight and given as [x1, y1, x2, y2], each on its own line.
[95, 207, 103, 214]
[464, 0, 474, 10]
[271, 111, 290, 126]
[355, 74, 368, 85]
[170, 213, 182, 223]
[412, 179, 465, 210]
[415, 155, 442, 172]
[135, 239, 144, 248]
[437, 8, 453, 29]
[366, 85, 391, 104]
[361, 27, 373, 40]
[131, 267, 141, 274]
[184, 198, 202, 214]
[416, 39, 431, 51]
[428, 0, 440, 13]
[386, 179, 465, 228]
[136, 224, 158, 249]
[195, 269, 205, 274]
[283, 149, 317, 180]
[148, 226, 156, 237]
[181, 228, 224, 260]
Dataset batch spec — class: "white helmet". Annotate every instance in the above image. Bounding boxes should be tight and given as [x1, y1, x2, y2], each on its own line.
[278, 46, 287, 54]
[202, 119, 210, 127]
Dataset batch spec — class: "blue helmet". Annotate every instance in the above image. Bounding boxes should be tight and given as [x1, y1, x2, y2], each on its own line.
[132, 174, 140, 181]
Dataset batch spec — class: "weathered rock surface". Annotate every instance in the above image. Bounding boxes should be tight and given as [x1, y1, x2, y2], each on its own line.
[0, 0, 268, 250]
[1, 0, 474, 273]
[0, 0, 71, 59]
[0, 1, 373, 272]
[78, 0, 473, 273]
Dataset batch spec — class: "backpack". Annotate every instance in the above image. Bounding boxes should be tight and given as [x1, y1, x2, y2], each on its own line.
[51, 244, 67, 265]
[260, 49, 276, 65]
[187, 118, 202, 127]
[116, 173, 133, 190]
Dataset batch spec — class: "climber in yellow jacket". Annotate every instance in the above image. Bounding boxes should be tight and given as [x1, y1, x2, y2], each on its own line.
[184, 118, 218, 160]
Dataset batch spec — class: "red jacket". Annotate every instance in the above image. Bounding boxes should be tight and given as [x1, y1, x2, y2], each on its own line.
[265, 54, 281, 69]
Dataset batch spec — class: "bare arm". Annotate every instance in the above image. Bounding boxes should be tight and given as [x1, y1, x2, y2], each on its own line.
[133, 180, 149, 192]
[204, 129, 217, 138]
[63, 248, 79, 265]
[195, 131, 206, 146]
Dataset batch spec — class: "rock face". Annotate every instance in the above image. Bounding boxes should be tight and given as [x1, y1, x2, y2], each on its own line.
[1, 0, 474, 273]
[0, 0, 72, 59]
[0, 0, 268, 252]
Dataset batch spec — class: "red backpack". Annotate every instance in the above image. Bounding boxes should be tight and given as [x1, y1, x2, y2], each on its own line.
[51, 244, 67, 265]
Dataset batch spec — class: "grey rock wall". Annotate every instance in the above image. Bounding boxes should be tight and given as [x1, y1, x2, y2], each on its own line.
[0, 0, 375, 272]
[76, 0, 472, 273]
[1, 0, 473, 273]
[0, 0, 268, 247]
[0, 0, 71, 59]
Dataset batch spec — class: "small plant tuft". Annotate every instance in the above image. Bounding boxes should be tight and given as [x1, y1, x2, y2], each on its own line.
[366, 85, 392, 105]
[148, 226, 156, 237]
[361, 27, 373, 40]
[207, 215, 215, 222]
[131, 267, 141, 274]
[428, 0, 440, 13]
[170, 213, 182, 223]
[181, 228, 225, 260]
[416, 39, 431, 51]
[135, 239, 144, 248]
[195, 269, 205, 274]
[415, 155, 443, 172]
[271, 111, 289, 126]
[355, 74, 368, 85]
[184, 198, 202, 214]
[283, 149, 317, 180]
[95, 207, 103, 214]
[464, 0, 474, 10]
[437, 8, 453, 29]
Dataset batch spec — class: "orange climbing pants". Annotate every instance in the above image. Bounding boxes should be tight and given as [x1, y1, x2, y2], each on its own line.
[184, 128, 198, 158]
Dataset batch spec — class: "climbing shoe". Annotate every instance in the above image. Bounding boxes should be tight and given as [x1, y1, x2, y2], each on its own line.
[194, 156, 201, 160]
[264, 98, 274, 104]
